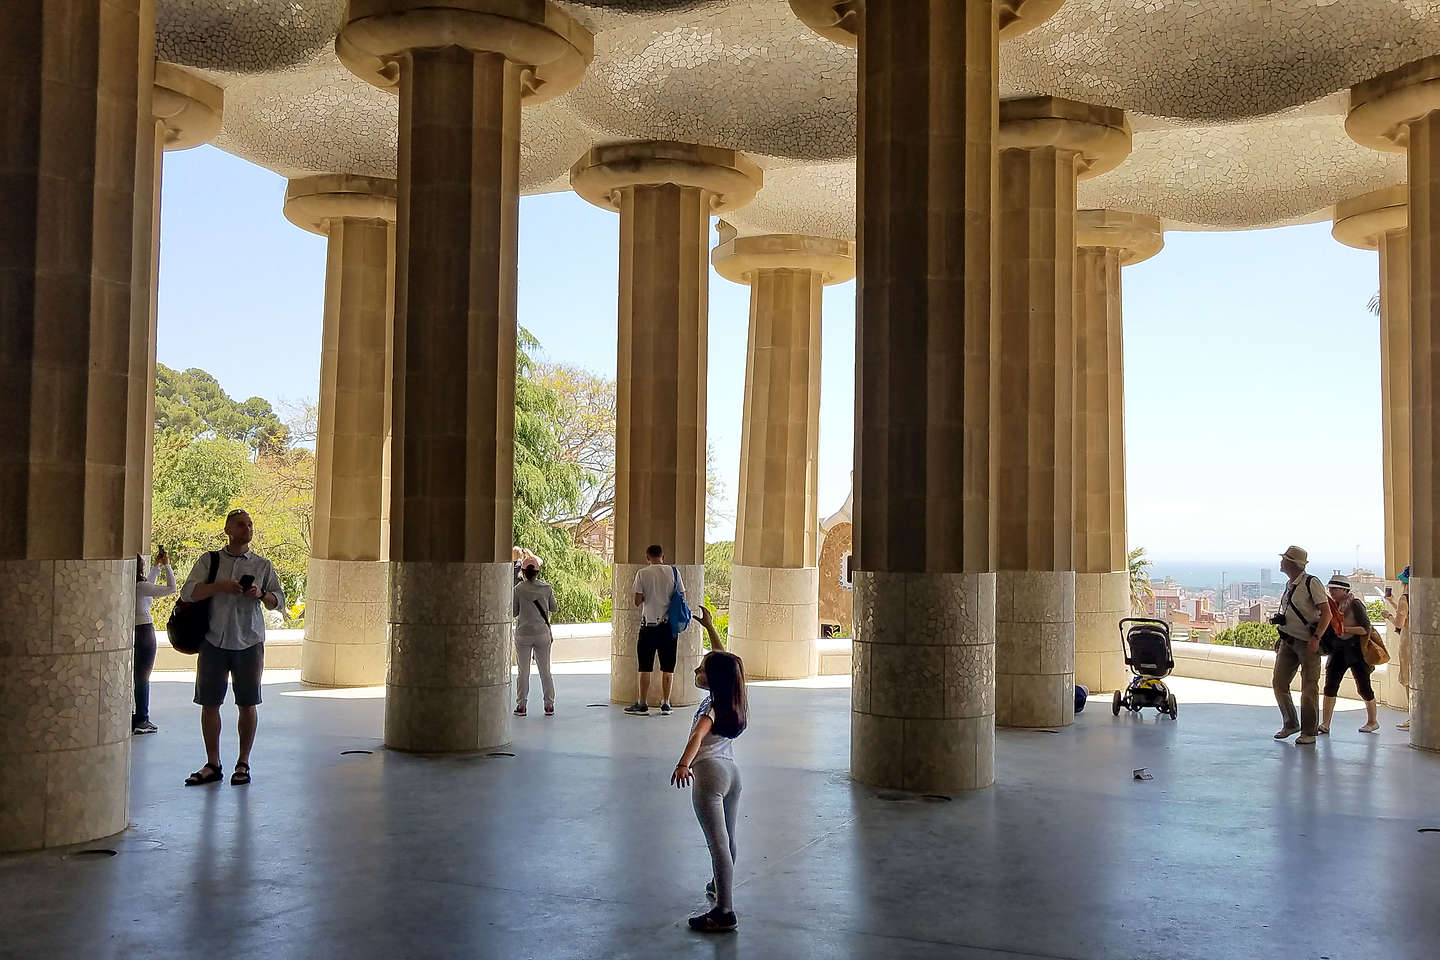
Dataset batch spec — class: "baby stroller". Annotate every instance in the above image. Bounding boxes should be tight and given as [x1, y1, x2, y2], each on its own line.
[1113, 618, 1178, 719]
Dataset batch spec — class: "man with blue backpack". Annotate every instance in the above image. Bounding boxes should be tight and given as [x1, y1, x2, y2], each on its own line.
[625, 543, 690, 716]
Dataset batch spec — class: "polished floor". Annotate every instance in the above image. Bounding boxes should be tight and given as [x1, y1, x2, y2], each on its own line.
[3, 667, 1439, 960]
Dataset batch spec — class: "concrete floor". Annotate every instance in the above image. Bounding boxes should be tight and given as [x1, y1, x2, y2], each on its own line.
[3, 668, 1439, 960]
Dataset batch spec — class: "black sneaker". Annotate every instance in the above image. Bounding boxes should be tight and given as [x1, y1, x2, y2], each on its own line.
[660, 701, 673, 716]
[705, 880, 716, 901]
[624, 702, 649, 716]
[132, 721, 158, 735]
[688, 908, 737, 933]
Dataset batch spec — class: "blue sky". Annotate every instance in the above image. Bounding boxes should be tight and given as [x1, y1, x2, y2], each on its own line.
[157, 146, 1386, 571]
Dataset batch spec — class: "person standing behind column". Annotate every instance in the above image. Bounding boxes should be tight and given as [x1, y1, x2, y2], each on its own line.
[512, 556, 558, 717]
[132, 546, 175, 735]
[180, 509, 284, 787]
[1389, 565, 1412, 728]
[1270, 545, 1332, 745]
[626, 544, 683, 716]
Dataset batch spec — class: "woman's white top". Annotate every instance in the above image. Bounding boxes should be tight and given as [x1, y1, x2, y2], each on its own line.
[135, 564, 176, 625]
[692, 695, 736, 763]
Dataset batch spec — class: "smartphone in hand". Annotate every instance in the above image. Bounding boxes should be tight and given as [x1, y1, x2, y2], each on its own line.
[238, 574, 256, 592]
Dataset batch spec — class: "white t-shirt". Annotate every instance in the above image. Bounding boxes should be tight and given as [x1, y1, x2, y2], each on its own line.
[633, 563, 684, 625]
[692, 696, 736, 762]
[134, 564, 175, 626]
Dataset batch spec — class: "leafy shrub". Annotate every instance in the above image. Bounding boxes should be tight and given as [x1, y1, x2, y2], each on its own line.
[1212, 621, 1279, 650]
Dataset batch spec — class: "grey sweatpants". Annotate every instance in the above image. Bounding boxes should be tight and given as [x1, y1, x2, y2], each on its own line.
[692, 758, 742, 912]
[515, 636, 555, 706]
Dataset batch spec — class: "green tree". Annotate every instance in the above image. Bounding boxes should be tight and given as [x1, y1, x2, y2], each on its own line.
[1366, 598, 1386, 623]
[1128, 546, 1154, 615]
[704, 541, 734, 610]
[155, 364, 289, 454]
[1213, 621, 1280, 650]
[513, 329, 605, 622]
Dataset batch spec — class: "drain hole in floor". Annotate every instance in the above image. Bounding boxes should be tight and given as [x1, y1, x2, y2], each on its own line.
[340, 749, 373, 756]
[586, 703, 609, 708]
[488, 752, 516, 758]
[71, 849, 117, 860]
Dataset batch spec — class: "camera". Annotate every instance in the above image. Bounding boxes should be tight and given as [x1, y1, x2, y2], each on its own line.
[1268, 612, 1286, 626]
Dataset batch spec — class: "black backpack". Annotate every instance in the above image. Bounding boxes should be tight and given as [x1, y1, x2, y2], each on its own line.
[166, 551, 218, 655]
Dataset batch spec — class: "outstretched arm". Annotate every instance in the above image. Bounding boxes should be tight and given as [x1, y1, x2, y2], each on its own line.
[696, 605, 723, 650]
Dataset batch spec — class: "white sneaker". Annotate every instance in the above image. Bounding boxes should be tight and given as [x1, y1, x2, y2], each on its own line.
[1359, 721, 1380, 734]
[1397, 719, 1411, 730]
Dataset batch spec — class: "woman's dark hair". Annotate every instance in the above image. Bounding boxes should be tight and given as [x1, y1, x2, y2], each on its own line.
[135, 554, 145, 583]
[703, 651, 747, 739]
[523, 566, 539, 580]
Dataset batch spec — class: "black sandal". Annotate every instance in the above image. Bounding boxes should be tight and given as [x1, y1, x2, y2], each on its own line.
[184, 763, 223, 786]
[230, 761, 251, 786]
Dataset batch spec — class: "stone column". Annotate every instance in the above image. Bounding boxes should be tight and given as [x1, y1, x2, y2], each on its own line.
[1, 0, 152, 851]
[136, 64, 222, 550]
[994, 97, 1130, 728]
[338, 0, 592, 751]
[1072, 211, 1162, 694]
[712, 227, 855, 680]
[571, 142, 761, 707]
[1348, 55, 1440, 748]
[283, 176, 397, 688]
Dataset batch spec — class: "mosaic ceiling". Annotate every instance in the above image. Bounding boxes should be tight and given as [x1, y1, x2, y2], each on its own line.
[157, 0, 1440, 236]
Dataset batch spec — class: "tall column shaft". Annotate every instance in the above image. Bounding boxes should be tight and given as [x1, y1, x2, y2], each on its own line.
[285, 176, 398, 688]
[849, 0, 998, 793]
[572, 141, 761, 707]
[0, 0, 153, 851]
[993, 99, 1130, 728]
[714, 231, 854, 680]
[1072, 211, 1161, 694]
[1348, 58, 1440, 747]
[1381, 230, 1414, 581]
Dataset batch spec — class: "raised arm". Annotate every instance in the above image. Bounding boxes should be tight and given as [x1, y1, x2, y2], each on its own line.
[136, 564, 176, 599]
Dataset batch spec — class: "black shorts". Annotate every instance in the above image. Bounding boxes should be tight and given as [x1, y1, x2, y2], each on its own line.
[637, 622, 678, 673]
[194, 641, 265, 707]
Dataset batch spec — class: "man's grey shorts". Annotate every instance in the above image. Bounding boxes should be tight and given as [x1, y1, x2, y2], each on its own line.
[194, 641, 265, 707]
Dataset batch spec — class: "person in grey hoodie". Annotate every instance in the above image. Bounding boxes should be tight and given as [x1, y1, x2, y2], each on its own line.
[512, 555, 559, 717]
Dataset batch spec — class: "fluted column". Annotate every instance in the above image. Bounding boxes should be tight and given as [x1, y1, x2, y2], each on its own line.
[994, 97, 1130, 728]
[1348, 55, 1440, 748]
[1072, 211, 1162, 694]
[284, 176, 397, 688]
[135, 64, 222, 550]
[1, 0, 153, 851]
[571, 141, 761, 707]
[339, 0, 592, 751]
[713, 227, 855, 680]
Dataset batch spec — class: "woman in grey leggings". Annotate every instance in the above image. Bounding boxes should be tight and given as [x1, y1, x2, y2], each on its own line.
[671, 642, 748, 933]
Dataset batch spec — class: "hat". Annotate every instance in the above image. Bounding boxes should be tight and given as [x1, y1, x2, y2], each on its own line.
[1327, 576, 1351, 591]
[1400, 565, 1411, 584]
[520, 556, 541, 572]
[1279, 545, 1308, 567]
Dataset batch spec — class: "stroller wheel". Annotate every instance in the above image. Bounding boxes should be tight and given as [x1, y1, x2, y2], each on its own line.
[1166, 693, 1178, 719]
[1112, 690, 1122, 716]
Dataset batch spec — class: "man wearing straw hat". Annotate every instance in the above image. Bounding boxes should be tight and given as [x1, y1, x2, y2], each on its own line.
[1270, 545, 1333, 745]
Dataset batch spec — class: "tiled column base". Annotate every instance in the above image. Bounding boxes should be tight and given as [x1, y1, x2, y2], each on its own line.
[1074, 571, 1128, 693]
[0, 559, 134, 851]
[851, 571, 996, 793]
[610, 562, 705, 707]
[727, 565, 819, 679]
[384, 561, 511, 752]
[1408, 577, 1439, 751]
[995, 571, 1076, 728]
[302, 558, 388, 687]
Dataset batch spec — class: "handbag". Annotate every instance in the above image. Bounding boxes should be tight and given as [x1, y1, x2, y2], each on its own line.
[667, 565, 692, 638]
[166, 551, 218, 655]
[1362, 627, 1390, 666]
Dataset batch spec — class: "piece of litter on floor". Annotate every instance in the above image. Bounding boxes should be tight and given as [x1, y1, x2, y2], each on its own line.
[1132, 768, 1153, 781]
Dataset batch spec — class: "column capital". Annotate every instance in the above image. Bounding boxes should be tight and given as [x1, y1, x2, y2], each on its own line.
[712, 229, 855, 286]
[1347, 54, 1440, 152]
[337, 0, 592, 104]
[569, 140, 763, 214]
[1332, 185, 1408, 250]
[999, 97, 1131, 179]
[283, 174, 398, 236]
[999, 0, 1065, 41]
[1076, 209, 1163, 265]
[153, 61, 223, 151]
[787, 0, 859, 47]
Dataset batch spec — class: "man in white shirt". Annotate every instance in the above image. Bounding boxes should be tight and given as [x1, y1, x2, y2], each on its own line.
[625, 544, 684, 716]
[179, 509, 284, 786]
[1270, 544, 1332, 745]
